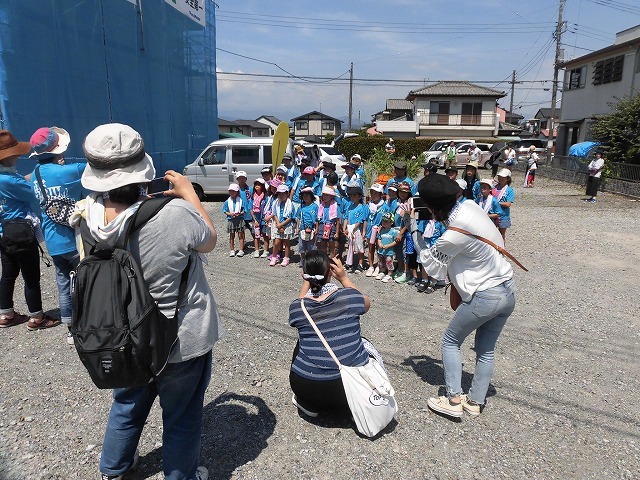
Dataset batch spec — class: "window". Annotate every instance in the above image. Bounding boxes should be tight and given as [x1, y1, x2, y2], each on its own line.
[322, 122, 335, 130]
[296, 121, 308, 130]
[430, 101, 450, 124]
[201, 147, 226, 165]
[231, 146, 260, 165]
[593, 55, 624, 85]
[461, 102, 482, 125]
[263, 145, 273, 164]
[566, 66, 586, 90]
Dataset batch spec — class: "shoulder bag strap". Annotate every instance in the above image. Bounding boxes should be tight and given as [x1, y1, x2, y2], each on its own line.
[117, 197, 174, 249]
[34, 165, 49, 204]
[173, 256, 192, 319]
[300, 299, 343, 369]
[447, 226, 528, 272]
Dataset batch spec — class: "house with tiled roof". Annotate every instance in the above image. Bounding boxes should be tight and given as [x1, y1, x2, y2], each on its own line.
[255, 115, 284, 136]
[291, 111, 343, 140]
[375, 81, 505, 138]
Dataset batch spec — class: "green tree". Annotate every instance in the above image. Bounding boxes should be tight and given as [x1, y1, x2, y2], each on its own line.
[591, 94, 640, 164]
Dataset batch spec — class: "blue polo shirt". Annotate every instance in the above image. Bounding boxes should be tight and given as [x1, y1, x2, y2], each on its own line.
[0, 169, 40, 234]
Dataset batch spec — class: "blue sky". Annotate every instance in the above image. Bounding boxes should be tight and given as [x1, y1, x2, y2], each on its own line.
[213, 0, 639, 127]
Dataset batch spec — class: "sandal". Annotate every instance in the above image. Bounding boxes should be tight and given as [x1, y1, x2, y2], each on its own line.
[26, 314, 61, 331]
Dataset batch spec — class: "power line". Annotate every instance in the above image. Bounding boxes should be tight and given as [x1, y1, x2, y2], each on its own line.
[216, 70, 553, 84]
[583, 0, 640, 15]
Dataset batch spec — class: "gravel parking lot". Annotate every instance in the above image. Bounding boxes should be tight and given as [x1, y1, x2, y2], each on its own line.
[1, 171, 638, 479]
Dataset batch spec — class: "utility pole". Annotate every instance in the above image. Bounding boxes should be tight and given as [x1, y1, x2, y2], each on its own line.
[509, 70, 516, 124]
[348, 62, 353, 131]
[548, 0, 565, 163]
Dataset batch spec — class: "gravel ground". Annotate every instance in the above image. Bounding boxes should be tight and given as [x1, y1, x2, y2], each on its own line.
[1, 171, 639, 480]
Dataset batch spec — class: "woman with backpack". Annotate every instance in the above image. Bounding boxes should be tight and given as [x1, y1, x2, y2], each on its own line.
[72, 123, 218, 480]
[0, 130, 58, 330]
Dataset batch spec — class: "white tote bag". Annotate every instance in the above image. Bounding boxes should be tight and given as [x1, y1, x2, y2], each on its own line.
[300, 299, 398, 437]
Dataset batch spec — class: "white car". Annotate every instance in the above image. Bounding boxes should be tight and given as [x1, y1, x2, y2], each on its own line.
[438, 143, 493, 169]
[422, 139, 474, 167]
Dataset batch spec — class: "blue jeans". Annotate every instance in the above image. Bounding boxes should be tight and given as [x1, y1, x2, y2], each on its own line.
[442, 279, 515, 404]
[100, 350, 212, 480]
[51, 251, 79, 324]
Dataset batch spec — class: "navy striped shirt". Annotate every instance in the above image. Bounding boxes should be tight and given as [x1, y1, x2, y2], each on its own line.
[289, 288, 369, 381]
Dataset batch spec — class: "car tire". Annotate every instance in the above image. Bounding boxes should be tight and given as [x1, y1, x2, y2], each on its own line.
[483, 159, 493, 169]
[192, 183, 205, 201]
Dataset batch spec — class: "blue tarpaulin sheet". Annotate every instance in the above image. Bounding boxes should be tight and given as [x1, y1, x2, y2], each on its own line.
[569, 141, 600, 157]
[0, 1, 218, 175]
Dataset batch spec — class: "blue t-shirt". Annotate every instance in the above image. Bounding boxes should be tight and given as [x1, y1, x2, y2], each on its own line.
[221, 195, 246, 220]
[289, 289, 369, 381]
[297, 202, 318, 230]
[291, 178, 320, 204]
[476, 195, 503, 218]
[345, 203, 368, 229]
[285, 165, 300, 189]
[30, 162, 87, 256]
[0, 170, 40, 234]
[493, 186, 515, 220]
[385, 176, 416, 194]
[318, 200, 341, 225]
[238, 185, 253, 221]
[365, 200, 386, 238]
[378, 226, 400, 256]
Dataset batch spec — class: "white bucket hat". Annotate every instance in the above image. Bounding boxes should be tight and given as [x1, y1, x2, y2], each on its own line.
[81, 123, 155, 192]
[496, 168, 512, 178]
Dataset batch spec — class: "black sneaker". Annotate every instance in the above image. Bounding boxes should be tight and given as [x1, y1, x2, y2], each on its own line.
[416, 281, 429, 293]
[353, 265, 365, 274]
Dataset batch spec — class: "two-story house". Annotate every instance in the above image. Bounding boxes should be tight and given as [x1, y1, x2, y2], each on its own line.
[255, 115, 284, 137]
[291, 111, 343, 140]
[375, 81, 505, 139]
[556, 24, 640, 155]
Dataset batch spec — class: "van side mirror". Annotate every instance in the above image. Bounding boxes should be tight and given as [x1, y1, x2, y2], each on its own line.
[197, 159, 204, 166]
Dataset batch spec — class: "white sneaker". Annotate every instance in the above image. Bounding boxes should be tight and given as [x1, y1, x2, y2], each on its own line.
[195, 466, 209, 480]
[375, 272, 385, 280]
[236, 250, 245, 257]
[229, 250, 236, 257]
[373, 266, 379, 276]
[66, 331, 74, 345]
[253, 251, 260, 258]
[365, 266, 375, 277]
[381, 275, 392, 283]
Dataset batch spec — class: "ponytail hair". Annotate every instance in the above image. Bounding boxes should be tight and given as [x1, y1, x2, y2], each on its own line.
[302, 250, 330, 294]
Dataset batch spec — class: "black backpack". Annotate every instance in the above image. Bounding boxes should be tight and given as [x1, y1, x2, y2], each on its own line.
[71, 197, 191, 389]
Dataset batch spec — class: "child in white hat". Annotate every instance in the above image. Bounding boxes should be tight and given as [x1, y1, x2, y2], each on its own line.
[222, 183, 245, 257]
[269, 184, 296, 267]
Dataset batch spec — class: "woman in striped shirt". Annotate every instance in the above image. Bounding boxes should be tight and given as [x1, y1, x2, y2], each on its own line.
[288, 251, 371, 418]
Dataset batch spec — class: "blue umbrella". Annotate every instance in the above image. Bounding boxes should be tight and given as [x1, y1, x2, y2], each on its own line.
[569, 141, 600, 157]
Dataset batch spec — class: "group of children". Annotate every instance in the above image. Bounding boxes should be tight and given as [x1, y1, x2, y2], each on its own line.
[222, 155, 515, 290]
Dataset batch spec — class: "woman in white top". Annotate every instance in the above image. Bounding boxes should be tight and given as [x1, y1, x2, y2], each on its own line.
[413, 173, 516, 418]
[585, 152, 605, 203]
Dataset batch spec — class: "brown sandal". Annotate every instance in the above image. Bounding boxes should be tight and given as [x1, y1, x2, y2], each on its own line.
[26, 314, 61, 331]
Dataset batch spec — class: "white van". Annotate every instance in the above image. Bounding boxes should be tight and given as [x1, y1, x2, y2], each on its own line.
[183, 138, 293, 198]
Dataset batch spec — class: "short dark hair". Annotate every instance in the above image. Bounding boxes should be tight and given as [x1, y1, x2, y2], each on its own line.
[108, 183, 141, 205]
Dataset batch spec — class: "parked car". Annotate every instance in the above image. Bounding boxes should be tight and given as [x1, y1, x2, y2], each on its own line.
[439, 143, 493, 169]
[514, 139, 547, 160]
[421, 139, 474, 167]
[183, 137, 293, 198]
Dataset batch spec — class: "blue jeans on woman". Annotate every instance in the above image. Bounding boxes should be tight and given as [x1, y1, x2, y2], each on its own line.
[51, 251, 79, 324]
[442, 279, 515, 405]
[100, 350, 212, 480]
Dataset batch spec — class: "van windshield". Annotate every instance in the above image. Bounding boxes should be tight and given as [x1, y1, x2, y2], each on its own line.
[429, 141, 447, 151]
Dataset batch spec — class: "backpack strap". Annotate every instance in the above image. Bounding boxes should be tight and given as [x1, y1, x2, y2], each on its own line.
[118, 197, 174, 249]
[34, 165, 49, 205]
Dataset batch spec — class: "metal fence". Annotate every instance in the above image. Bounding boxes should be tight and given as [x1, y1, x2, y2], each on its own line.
[532, 155, 640, 198]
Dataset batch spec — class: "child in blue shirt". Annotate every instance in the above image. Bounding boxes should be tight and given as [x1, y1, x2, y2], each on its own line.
[222, 183, 246, 257]
[376, 212, 400, 283]
[296, 187, 318, 263]
[343, 186, 368, 273]
[476, 179, 502, 225]
[268, 184, 296, 267]
[363, 183, 386, 277]
[316, 186, 342, 258]
[492, 169, 515, 243]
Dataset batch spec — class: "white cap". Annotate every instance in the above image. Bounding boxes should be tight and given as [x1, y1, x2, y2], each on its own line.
[369, 183, 384, 193]
[228, 183, 240, 192]
[455, 179, 467, 190]
[235, 170, 247, 178]
[496, 168, 512, 178]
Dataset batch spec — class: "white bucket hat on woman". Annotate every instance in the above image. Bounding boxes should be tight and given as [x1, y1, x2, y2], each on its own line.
[81, 123, 156, 192]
